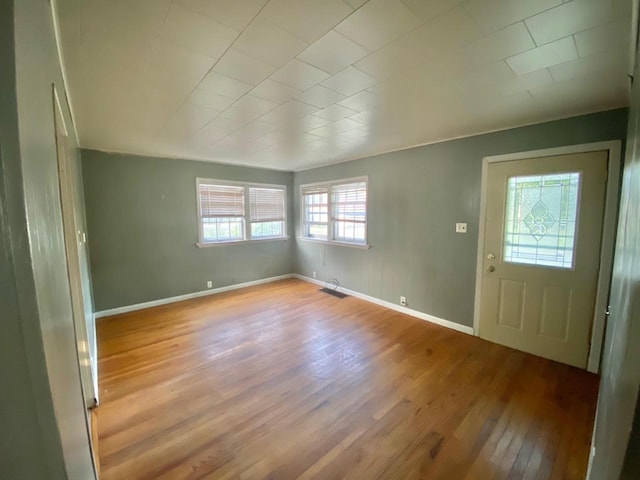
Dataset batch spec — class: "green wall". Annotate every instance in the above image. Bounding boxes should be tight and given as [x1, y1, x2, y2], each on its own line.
[1, 0, 96, 478]
[590, 46, 640, 479]
[84, 109, 628, 326]
[0, 2, 55, 477]
[294, 108, 628, 328]
[82, 150, 295, 311]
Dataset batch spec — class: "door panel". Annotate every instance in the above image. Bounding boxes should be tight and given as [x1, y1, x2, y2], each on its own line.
[497, 279, 525, 330]
[479, 151, 608, 368]
[538, 285, 571, 340]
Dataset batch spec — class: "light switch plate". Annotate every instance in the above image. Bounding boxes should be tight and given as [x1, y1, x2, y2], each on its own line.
[456, 223, 467, 233]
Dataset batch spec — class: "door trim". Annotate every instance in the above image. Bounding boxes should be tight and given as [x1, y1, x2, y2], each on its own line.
[53, 86, 98, 404]
[473, 141, 622, 373]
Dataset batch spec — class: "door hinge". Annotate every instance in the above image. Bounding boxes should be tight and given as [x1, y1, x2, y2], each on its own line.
[605, 305, 612, 316]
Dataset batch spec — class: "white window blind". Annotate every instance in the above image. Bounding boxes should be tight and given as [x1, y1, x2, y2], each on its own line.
[249, 188, 285, 222]
[199, 184, 245, 217]
[300, 177, 367, 246]
[197, 179, 287, 245]
[249, 187, 286, 238]
[198, 183, 245, 243]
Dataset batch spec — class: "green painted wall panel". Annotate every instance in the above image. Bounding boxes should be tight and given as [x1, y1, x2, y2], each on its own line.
[294, 109, 628, 328]
[82, 150, 294, 311]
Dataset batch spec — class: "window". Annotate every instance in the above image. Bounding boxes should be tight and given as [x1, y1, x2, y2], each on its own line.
[249, 187, 286, 238]
[301, 177, 368, 246]
[197, 178, 287, 245]
[503, 172, 580, 269]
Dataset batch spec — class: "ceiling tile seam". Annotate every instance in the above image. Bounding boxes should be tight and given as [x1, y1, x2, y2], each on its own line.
[190, 55, 347, 141]
[320, 73, 379, 97]
[294, 91, 345, 110]
[502, 58, 520, 79]
[289, 1, 553, 101]
[159, 0, 273, 134]
[341, 0, 367, 10]
[548, 65, 560, 83]
[463, 0, 587, 41]
[72, 1, 629, 168]
[523, 3, 626, 48]
[181, 43, 325, 141]
[255, 4, 356, 49]
[347, 110, 374, 125]
[521, 18, 538, 48]
[235, 21, 311, 69]
[403, 0, 468, 24]
[460, 1, 487, 35]
[192, 100, 279, 147]
[264, 0, 376, 61]
[503, 32, 583, 74]
[77, 2, 170, 98]
[287, 2, 424, 78]
[287, 57, 336, 79]
[175, 0, 251, 32]
[568, 22, 629, 50]
[545, 40, 603, 84]
[570, 33, 581, 69]
[526, 25, 614, 49]
[290, 105, 628, 172]
[138, 0, 180, 106]
[331, 3, 499, 87]
[330, 4, 438, 63]
[199, 95, 325, 149]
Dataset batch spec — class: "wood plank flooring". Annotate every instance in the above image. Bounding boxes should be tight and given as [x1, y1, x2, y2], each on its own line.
[95, 278, 599, 480]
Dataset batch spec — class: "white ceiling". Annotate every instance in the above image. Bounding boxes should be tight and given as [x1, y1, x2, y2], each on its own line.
[57, 0, 632, 171]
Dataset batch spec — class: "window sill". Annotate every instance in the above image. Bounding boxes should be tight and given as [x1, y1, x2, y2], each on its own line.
[297, 237, 371, 250]
[197, 236, 289, 248]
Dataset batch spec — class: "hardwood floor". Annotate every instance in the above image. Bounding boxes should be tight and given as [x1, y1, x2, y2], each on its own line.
[96, 278, 599, 480]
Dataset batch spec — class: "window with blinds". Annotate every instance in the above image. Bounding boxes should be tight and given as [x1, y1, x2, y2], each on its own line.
[196, 179, 287, 245]
[302, 186, 329, 239]
[249, 187, 286, 238]
[332, 181, 367, 244]
[301, 177, 368, 246]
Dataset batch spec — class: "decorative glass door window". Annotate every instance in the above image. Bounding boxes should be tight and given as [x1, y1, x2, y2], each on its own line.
[503, 172, 581, 268]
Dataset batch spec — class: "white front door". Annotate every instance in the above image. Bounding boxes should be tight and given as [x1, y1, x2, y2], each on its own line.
[478, 151, 608, 368]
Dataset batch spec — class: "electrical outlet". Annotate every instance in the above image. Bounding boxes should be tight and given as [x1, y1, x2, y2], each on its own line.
[206, 280, 213, 289]
[312, 271, 317, 279]
[400, 296, 407, 306]
[456, 223, 467, 233]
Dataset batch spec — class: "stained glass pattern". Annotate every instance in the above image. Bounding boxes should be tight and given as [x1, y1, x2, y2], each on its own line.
[504, 172, 581, 269]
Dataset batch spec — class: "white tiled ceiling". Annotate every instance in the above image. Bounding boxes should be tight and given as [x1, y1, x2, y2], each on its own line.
[57, 0, 632, 171]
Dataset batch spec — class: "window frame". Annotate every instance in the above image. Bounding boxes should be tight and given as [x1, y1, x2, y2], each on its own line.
[196, 177, 288, 247]
[299, 176, 369, 249]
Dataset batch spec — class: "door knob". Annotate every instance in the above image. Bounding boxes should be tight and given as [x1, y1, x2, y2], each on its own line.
[486, 265, 495, 272]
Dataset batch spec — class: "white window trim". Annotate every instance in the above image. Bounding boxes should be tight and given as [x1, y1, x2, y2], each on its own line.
[299, 176, 370, 248]
[196, 177, 288, 247]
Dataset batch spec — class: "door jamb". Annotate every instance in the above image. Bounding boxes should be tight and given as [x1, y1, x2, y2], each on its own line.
[53, 86, 98, 404]
[473, 140, 622, 373]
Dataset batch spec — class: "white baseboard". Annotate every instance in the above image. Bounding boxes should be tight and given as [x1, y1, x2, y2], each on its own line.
[95, 273, 474, 336]
[94, 274, 294, 319]
[292, 274, 475, 336]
